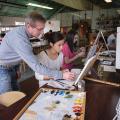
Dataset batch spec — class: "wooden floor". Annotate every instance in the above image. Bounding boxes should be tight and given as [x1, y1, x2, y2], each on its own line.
[20, 76, 120, 120]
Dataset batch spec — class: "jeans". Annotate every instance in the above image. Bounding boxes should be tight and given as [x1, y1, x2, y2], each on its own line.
[0, 65, 20, 94]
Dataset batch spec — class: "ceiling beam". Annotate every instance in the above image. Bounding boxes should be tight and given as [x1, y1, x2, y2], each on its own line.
[52, 0, 100, 10]
[47, 6, 66, 19]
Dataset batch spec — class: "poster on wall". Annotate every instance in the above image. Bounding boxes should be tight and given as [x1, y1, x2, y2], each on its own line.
[44, 20, 60, 33]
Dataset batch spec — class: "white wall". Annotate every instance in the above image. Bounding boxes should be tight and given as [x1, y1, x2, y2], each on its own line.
[51, 13, 72, 27]
[0, 16, 25, 26]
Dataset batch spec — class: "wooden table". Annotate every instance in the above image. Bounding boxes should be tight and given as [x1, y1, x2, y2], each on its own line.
[0, 77, 120, 120]
[14, 88, 86, 120]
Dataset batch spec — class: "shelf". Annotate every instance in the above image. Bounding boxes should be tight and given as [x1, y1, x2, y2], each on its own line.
[96, 16, 120, 30]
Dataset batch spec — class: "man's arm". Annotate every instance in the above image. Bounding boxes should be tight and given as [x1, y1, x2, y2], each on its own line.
[10, 34, 63, 80]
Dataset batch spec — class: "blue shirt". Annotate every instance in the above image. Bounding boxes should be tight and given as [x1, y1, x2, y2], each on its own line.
[0, 26, 62, 79]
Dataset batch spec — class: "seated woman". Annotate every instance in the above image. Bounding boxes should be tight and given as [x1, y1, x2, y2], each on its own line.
[62, 30, 85, 70]
[35, 31, 71, 81]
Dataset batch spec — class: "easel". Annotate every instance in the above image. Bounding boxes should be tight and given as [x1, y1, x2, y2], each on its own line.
[86, 30, 113, 62]
[74, 30, 118, 87]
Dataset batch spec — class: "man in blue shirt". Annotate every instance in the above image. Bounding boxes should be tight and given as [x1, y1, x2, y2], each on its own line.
[0, 12, 74, 94]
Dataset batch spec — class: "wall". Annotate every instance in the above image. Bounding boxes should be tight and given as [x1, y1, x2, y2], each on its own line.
[51, 12, 72, 27]
[0, 8, 119, 30]
[51, 8, 118, 31]
[0, 16, 25, 26]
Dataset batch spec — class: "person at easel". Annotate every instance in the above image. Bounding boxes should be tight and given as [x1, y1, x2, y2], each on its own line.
[62, 30, 86, 70]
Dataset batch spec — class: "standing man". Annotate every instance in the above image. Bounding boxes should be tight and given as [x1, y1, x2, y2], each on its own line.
[0, 12, 74, 94]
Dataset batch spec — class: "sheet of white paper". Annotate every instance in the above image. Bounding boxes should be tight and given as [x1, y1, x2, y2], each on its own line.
[103, 65, 116, 72]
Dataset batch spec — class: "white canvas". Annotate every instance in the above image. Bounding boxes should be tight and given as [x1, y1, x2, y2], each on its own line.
[116, 27, 120, 69]
[74, 55, 97, 85]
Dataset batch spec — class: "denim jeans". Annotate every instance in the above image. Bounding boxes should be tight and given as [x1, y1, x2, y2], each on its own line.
[0, 65, 20, 94]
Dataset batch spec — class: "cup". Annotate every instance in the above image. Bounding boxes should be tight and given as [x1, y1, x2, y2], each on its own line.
[71, 69, 81, 79]
[78, 80, 85, 92]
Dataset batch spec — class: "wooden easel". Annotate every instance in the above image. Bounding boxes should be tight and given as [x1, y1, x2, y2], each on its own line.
[86, 30, 113, 62]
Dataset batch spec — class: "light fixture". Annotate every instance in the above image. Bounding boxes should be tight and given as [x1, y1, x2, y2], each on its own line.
[104, 0, 112, 3]
[27, 3, 53, 10]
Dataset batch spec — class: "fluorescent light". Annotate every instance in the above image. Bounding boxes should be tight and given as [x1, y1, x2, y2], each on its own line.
[104, 0, 112, 3]
[27, 3, 53, 10]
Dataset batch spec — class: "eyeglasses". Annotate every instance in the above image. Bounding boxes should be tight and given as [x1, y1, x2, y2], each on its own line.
[29, 23, 43, 32]
[34, 26, 43, 32]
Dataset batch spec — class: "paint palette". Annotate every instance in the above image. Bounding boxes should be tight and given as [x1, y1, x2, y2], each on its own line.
[19, 88, 86, 120]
